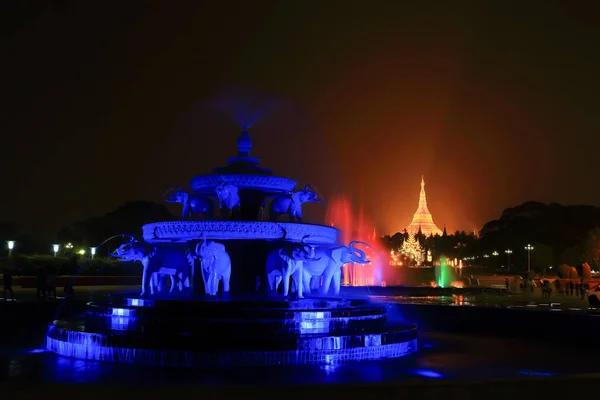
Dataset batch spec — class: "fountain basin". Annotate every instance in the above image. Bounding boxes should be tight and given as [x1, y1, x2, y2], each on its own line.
[45, 296, 418, 367]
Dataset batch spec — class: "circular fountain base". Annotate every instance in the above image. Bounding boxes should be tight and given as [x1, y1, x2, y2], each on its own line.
[45, 296, 418, 367]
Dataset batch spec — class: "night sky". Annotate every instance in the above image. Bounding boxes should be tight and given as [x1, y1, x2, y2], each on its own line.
[2, 1, 599, 240]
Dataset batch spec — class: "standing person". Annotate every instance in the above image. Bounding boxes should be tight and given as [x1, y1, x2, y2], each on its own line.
[36, 268, 47, 300]
[2, 269, 15, 301]
[569, 280, 575, 297]
[46, 268, 57, 299]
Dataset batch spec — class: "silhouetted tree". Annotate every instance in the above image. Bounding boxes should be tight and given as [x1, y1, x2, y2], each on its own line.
[531, 243, 555, 272]
[583, 227, 600, 269]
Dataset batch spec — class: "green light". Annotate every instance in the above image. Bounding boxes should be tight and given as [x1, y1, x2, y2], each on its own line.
[436, 256, 455, 288]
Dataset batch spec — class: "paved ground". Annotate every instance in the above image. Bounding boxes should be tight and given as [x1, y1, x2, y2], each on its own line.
[371, 286, 596, 314]
[1, 284, 596, 315]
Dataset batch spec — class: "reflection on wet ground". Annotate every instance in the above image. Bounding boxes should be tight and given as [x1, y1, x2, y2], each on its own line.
[371, 294, 595, 314]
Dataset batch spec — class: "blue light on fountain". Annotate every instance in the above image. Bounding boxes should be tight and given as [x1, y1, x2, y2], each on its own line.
[45, 128, 419, 367]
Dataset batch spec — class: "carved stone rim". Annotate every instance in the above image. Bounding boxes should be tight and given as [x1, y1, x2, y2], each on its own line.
[142, 221, 339, 245]
[190, 174, 297, 194]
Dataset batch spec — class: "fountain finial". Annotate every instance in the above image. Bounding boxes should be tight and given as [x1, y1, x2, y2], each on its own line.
[237, 129, 252, 156]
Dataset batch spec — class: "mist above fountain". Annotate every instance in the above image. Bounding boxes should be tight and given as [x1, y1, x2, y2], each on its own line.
[45, 127, 418, 367]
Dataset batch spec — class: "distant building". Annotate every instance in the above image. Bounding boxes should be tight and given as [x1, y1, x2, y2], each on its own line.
[405, 176, 443, 237]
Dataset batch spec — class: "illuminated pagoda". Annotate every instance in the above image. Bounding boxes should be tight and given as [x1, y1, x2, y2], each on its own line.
[405, 176, 443, 237]
[400, 234, 424, 265]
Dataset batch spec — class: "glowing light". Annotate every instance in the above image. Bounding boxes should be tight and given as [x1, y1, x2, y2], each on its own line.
[325, 195, 387, 286]
[78, 249, 86, 255]
[52, 244, 60, 257]
[435, 257, 456, 288]
[404, 177, 443, 236]
[492, 251, 499, 256]
[518, 370, 555, 377]
[413, 369, 444, 378]
[6, 240, 14, 257]
[400, 235, 424, 265]
[90, 247, 97, 258]
[26, 348, 47, 354]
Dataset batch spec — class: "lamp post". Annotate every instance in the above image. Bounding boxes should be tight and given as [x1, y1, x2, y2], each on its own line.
[525, 244, 534, 274]
[7, 241, 15, 257]
[505, 249, 513, 272]
[52, 244, 60, 257]
[90, 247, 97, 259]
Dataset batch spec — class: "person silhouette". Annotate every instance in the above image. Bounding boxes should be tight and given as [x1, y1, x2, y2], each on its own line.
[3, 269, 15, 301]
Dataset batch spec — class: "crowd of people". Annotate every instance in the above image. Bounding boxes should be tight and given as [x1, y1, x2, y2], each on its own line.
[1, 267, 74, 301]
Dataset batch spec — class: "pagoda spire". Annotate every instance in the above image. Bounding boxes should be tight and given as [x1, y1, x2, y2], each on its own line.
[404, 176, 443, 237]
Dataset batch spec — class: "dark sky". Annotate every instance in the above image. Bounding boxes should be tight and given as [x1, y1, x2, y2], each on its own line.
[1, 0, 599, 239]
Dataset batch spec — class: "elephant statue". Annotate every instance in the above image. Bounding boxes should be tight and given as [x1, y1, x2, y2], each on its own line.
[215, 178, 240, 215]
[110, 236, 193, 297]
[270, 185, 322, 222]
[266, 234, 319, 298]
[194, 237, 231, 296]
[164, 186, 214, 219]
[303, 241, 371, 296]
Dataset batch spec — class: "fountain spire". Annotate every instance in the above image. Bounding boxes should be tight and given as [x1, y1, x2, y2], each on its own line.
[237, 129, 252, 156]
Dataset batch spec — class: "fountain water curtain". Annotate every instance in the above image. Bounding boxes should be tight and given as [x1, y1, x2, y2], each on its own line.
[45, 129, 418, 367]
[325, 195, 388, 287]
[435, 257, 456, 288]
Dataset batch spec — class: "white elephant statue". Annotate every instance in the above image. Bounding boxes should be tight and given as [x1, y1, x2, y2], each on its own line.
[194, 238, 231, 296]
[303, 241, 371, 296]
[215, 178, 240, 212]
[270, 185, 322, 222]
[110, 236, 192, 297]
[163, 186, 214, 219]
[266, 235, 319, 298]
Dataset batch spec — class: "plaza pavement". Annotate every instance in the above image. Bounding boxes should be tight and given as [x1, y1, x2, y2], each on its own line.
[1, 285, 596, 315]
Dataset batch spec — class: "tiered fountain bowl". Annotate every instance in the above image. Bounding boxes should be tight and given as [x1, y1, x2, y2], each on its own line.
[45, 129, 418, 367]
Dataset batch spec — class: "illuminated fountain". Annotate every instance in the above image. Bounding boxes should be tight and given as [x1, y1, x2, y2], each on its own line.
[435, 257, 456, 288]
[325, 196, 388, 287]
[45, 129, 418, 367]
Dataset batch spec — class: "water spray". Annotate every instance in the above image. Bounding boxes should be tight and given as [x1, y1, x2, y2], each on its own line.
[49, 233, 138, 336]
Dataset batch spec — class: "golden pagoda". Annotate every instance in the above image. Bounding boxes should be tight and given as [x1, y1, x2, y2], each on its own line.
[405, 176, 443, 237]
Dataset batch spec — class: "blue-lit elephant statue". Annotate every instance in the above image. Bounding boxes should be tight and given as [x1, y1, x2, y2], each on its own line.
[110, 236, 193, 297]
[194, 238, 231, 296]
[266, 235, 320, 298]
[164, 186, 214, 219]
[215, 179, 240, 213]
[270, 185, 322, 222]
[303, 241, 371, 296]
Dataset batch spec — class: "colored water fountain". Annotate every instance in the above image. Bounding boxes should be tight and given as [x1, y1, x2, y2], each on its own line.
[435, 257, 456, 288]
[45, 129, 418, 367]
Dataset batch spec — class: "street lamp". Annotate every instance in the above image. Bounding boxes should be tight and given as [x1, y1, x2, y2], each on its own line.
[52, 244, 60, 257]
[525, 244, 534, 273]
[78, 249, 86, 256]
[7, 241, 15, 257]
[492, 251, 499, 256]
[505, 249, 513, 272]
[90, 247, 97, 259]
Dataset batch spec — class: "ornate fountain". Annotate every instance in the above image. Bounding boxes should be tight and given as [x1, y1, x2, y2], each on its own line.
[45, 129, 418, 367]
